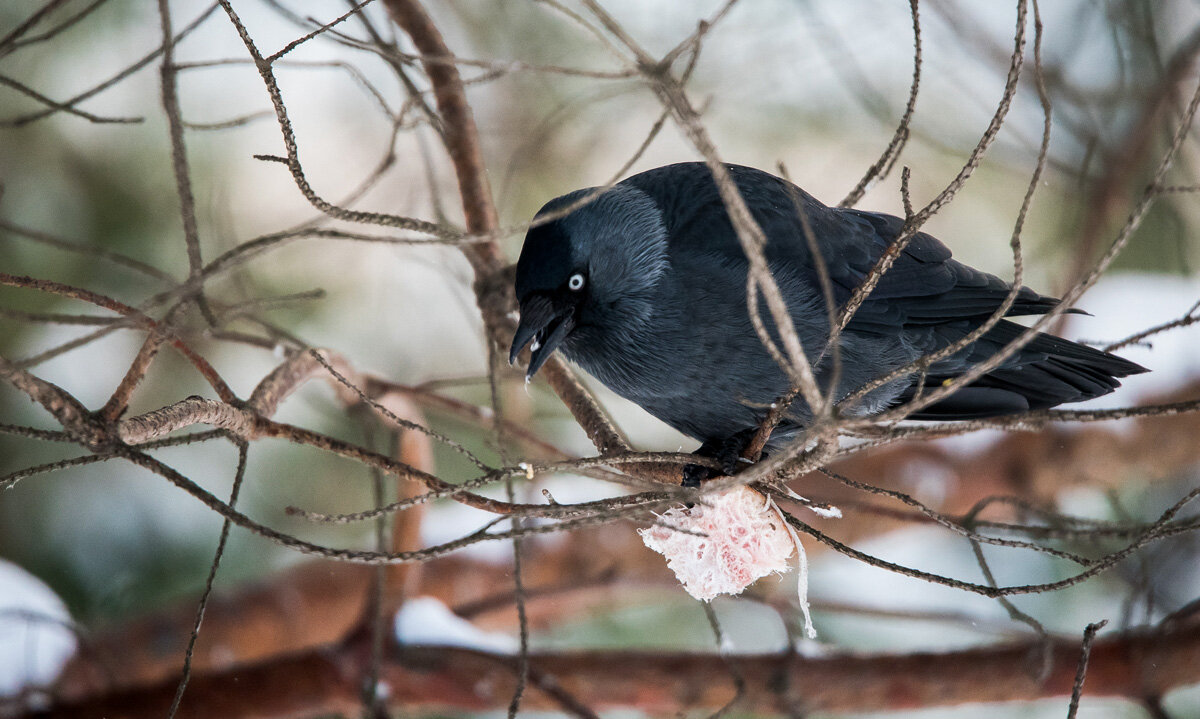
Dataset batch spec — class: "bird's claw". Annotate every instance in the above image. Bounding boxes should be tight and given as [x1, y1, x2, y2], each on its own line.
[682, 429, 759, 488]
[681, 463, 712, 489]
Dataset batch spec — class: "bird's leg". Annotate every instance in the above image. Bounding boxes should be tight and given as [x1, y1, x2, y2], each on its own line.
[681, 429, 759, 488]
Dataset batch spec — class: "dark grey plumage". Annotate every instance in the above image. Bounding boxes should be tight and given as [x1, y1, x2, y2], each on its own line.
[510, 162, 1146, 455]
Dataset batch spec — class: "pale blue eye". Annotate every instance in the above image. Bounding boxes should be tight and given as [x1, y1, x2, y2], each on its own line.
[568, 273, 585, 291]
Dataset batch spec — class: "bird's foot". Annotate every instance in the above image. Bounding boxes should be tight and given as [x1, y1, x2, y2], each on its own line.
[680, 463, 713, 489]
[681, 429, 758, 488]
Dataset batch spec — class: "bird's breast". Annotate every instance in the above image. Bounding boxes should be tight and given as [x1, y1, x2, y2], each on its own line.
[560, 322, 673, 402]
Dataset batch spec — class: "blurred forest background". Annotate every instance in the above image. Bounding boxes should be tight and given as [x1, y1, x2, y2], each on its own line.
[1, 0, 1200, 717]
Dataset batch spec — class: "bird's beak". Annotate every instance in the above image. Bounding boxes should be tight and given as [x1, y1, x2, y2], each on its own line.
[509, 293, 576, 379]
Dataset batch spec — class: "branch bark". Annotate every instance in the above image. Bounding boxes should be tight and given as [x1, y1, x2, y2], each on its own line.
[51, 381, 1200, 701]
[44, 615, 1200, 717]
[384, 0, 638, 464]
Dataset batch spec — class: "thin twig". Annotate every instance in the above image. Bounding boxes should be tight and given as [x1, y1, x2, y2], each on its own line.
[840, 0, 922, 208]
[1066, 620, 1108, 719]
[166, 440, 249, 719]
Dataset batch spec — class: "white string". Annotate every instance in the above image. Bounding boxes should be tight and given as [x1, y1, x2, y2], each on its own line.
[772, 496, 817, 639]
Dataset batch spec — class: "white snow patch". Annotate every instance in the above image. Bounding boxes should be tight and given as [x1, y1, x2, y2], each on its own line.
[420, 475, 623, 565]
[933, 428, 1009, 457]
[781, 486, 843, 519]
[808, 504, 843, 520]
[0, 560, 76, 696]
[420, 500, 517, 564]
[791, 635, 834, 657]
[393, 597, 517, 653]
[1072, 273, 1200, 403]
[814, 525, 1014, 643]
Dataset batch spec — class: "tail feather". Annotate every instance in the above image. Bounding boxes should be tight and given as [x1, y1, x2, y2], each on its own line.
[900, 321, 1147, 420]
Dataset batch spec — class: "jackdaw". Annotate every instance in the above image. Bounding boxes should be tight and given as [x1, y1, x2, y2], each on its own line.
[509, 162, 1146, 479]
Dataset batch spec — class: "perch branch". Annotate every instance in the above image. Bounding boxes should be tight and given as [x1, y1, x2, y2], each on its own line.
[44, 618, 1200, 717]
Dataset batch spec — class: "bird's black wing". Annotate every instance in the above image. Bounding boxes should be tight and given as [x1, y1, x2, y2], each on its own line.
[624, 162, 1145, 419]
[815, 207, 1074, 332]
[626, 162, 1060, 332]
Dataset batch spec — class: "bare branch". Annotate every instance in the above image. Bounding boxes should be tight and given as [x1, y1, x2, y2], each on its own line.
[0, 353, 105, 448]
[839, 0, 922, 208]
[0, 72, 142, 124]
[0, 3, 221, 128]
[0, 273, 237, 403]
[117, 397, 255, 445]
[0, 0, 73, 54]
[1066, 620, 1108, 719]
[42, 619, 1200, 717]
[835, 0, 1029, 339]
[0, 219, 176, 283]
[215, 0, 453, 240]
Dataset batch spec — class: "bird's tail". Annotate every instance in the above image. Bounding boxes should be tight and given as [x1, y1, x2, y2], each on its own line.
[900, 320, 1147, 420]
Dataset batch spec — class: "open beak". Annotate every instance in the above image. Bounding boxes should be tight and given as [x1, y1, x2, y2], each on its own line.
[509, 293, 576, 379]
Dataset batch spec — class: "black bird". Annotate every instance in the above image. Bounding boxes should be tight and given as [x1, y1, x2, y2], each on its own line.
[509, 163, 1146, 478]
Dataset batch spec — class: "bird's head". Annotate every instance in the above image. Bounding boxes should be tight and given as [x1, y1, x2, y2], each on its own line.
[509, 184, 668, 379]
